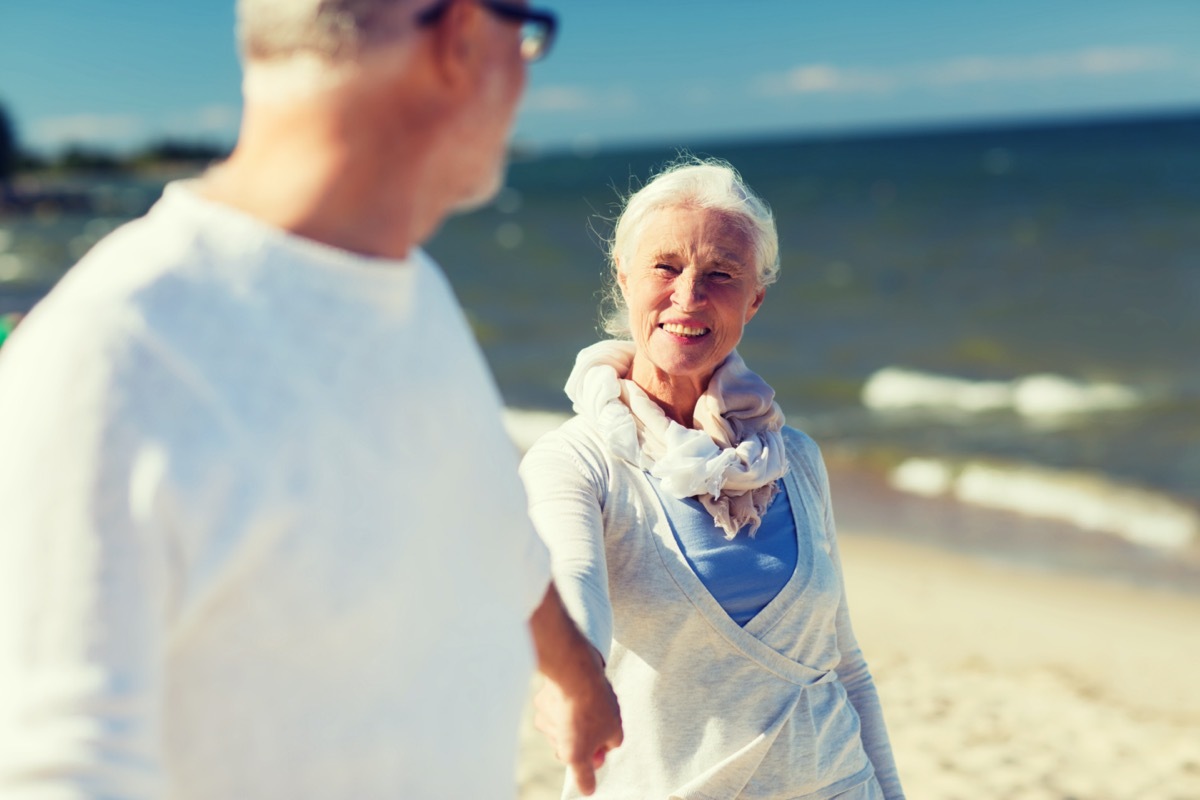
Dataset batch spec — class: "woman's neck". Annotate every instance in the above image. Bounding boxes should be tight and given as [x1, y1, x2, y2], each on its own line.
[629, 357, 711, 429]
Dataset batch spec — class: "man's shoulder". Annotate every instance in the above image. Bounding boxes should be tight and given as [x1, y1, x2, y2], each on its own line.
[0, 188, 276, 428]
[2, 209, 186, 372]
[39, 186, 221, 324]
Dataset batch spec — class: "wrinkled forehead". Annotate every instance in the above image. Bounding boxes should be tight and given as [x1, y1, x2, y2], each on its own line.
[629, 205, 756, 264]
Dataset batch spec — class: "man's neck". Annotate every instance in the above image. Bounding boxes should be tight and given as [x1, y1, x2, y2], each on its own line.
[198, 105, 446, 262]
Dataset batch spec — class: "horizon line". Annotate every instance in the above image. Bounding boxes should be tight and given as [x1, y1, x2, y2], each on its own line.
[510, 103, 1200, 161]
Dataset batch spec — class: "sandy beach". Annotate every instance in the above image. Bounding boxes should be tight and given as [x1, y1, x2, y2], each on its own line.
[515, 479, 1200, 799]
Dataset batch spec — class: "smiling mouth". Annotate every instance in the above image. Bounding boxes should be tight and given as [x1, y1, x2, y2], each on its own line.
[661, 323, 710, 337]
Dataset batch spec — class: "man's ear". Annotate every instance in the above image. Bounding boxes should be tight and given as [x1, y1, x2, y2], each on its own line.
[428, 0, 485, 90]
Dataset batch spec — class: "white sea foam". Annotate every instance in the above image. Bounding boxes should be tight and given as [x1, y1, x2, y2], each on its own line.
[1010, 373, 1140, 417]
[890, 457, 956, 497]
[862, 367, 1143, 418]
[502, 408, 571, 454]
[889, 457, 1198, 549]
[0, 253, 26, 283]
[862, 367, 1012, 413]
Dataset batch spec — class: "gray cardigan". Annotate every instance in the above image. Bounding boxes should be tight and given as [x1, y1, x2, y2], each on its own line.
[520, 420, 905, 800]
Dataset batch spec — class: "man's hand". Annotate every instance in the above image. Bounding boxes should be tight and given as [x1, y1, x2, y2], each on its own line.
[528, 584, 623, 795]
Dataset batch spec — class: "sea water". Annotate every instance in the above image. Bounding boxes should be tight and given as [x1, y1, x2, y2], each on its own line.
[3, 111, 1198, 584]
[434, 110, 1200, 583]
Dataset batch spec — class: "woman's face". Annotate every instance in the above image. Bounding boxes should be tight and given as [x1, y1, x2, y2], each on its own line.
[618, 205, 765, 387]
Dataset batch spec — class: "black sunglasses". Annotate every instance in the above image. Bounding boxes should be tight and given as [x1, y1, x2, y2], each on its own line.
[417, 0, 558, 63]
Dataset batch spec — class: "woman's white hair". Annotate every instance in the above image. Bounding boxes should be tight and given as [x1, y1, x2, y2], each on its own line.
[237, 0, 420, 64]
[600, 156, 780, 338]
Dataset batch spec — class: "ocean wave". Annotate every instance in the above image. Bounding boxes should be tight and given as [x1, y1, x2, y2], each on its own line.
[890, 457, 1198, 549]
[862, 367, 1142, 418]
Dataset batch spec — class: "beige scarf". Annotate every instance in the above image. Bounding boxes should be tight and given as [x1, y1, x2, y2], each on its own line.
[565, 340, 788, 538]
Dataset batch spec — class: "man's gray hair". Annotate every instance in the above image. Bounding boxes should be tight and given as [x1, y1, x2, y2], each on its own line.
[600, 156, 780, 338]
[237, 0, 421, 62]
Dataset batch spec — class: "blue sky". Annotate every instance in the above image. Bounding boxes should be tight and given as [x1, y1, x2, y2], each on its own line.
[2, 0, 1198, 156]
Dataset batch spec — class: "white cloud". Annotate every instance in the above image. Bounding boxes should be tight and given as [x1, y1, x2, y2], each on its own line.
[1077, 46, 1177, 75]
[162, 104, 241, 138]
[522, 86, 590, 112]
[30, 104, 241, 152]
[521, 85, 636, 114]
[921, 47, 1177, 86]
[758, 64, 895, 95]
[31, 113, 145, 150]
[757, 45, 1181, 97]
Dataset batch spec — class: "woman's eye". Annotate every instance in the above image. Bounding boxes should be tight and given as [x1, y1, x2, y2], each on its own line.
[710, 271, 732, 281]
[654, 263, 678, 274]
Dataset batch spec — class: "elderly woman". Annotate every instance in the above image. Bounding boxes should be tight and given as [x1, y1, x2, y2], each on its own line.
[520, 159, 905, 799]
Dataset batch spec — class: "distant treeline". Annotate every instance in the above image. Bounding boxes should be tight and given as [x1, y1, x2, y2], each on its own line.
[17, 140, 232, 174]
[1, 102, 17, 185]
[1, 100, 230, 182]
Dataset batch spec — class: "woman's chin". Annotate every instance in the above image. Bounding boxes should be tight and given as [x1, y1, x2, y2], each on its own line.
[642, 346, 726, 385]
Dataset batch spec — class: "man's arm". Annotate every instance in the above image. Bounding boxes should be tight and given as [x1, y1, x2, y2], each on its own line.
[528, 583, 622, 796]
[0, 321, 173, 798]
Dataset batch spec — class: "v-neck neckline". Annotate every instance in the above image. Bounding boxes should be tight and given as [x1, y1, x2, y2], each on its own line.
[641, 464, 829, 683]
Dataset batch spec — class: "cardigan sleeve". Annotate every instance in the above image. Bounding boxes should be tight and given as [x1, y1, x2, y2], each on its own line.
[812, 448, 907, 800]
[519, 428, 615, 661]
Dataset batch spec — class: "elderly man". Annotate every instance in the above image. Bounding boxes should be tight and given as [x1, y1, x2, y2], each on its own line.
[0, 1, 620, 797]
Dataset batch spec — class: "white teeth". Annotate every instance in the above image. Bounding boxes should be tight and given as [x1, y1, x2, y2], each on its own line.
[662, 323, 709, 337]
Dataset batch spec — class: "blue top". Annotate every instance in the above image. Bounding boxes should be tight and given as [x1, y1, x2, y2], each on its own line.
[647, 476, 800, 626]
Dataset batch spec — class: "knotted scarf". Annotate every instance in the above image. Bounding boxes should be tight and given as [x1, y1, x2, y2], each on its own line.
[565, 340, 789, 538]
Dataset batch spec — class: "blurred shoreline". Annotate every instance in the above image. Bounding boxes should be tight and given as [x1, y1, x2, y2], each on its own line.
[825, 450, 1200, 596]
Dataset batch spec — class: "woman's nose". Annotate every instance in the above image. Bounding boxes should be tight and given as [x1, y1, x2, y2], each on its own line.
[671, 273, 705, 308]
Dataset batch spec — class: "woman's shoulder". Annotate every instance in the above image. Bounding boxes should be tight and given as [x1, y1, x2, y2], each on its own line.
[779, 425, 831, 495]
[521, 414, 611, 486]
[781, 424, 823, 462]
[527, 414, 605, 455]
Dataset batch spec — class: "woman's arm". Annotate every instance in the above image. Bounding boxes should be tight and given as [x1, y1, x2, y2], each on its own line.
[520, 429, 625, 789]
[519, 432, 614, 659]
[815, 451, 907, 800]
